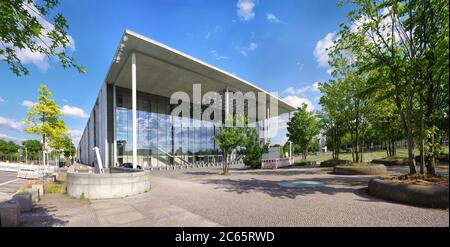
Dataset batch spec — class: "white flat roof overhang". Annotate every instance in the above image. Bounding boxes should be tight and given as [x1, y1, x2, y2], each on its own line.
[104, 30, 296, 115]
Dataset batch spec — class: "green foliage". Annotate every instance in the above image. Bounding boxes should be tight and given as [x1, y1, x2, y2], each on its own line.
[308, 137, 320, 153]
[44, 181, 66, 194]
[287, 104, 320, 159]
[61, 135, 75, 159]
[24, 84, 68, 151]
[242, 128, 269, 168]
[213, 116, 246, 174]
[0, 139, 19, 161]
[321, 0, 449, 174]
[0, 0, 85, 76]
[21, 139, 42, 160]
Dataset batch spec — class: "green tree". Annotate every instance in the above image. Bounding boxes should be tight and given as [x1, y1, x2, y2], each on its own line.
[242, 127, 269, 168]
[331, 0, 448, 174]
[287, 104, 320, 160]
[61, 135, 75, 160]
[213, 116, 246, 175]
[21, 139, 42, 161]
[0, 0, 85, 76]
[24, 84, 68, 165]
[0, 139, 19, 161]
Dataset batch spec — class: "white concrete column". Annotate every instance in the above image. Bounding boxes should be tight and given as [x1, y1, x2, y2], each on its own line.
[225, 87, 229, 114]
[105, 139, 109, 168]
[113, 85, 117, 167]
[131, 52, 138, 169]
[265, 104, 270, 143]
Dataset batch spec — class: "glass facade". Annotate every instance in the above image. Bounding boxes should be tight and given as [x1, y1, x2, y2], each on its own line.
[115, 87, 222, 169]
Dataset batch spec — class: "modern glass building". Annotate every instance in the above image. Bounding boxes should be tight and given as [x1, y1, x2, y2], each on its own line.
[77, 30, 296, 169]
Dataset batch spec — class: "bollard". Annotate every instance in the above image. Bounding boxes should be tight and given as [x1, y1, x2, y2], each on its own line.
[13, 193, 32, 212]
[0, 200, 20, 227]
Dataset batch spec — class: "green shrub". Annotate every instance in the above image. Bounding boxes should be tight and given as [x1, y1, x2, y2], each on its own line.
[242, 128, 269, 168]
[79, 192, 91, 204]
[44, 181, 66, 194]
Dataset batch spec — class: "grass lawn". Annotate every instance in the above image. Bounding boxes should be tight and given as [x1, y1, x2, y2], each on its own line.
[295, 146, 449, 164]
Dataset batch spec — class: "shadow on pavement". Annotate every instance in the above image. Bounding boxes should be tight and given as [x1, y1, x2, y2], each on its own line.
[20, 204, 69, 227]
[202, 176, 380, 200]
[238, 169, 321, 176]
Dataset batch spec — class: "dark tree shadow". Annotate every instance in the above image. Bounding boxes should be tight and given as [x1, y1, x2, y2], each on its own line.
[239, 169, 321, 176]
[185, 171, 221, 176]
[20, 204, 69, 227]
[202, 176, 380, 200]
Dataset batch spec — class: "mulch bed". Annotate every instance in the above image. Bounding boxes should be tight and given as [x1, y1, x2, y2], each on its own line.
[387, 174, 449, 187]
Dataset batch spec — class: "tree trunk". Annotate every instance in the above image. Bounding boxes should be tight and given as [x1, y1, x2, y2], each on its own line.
[419, 101, 425, 174]
[360, 128, 365, 163]
[385, 140, 389, 157]
[42, 134, 46, 166]
[407, 131, 416, 174]
[426, 127, 436, 175]
[392, 139, 396, 156]
[222, 152, 227, 175]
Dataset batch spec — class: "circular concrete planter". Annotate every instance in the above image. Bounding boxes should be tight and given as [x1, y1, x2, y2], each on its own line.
[67, 170, 151, 199]
[295, 161, 317, 166]
[371, 158, 408, 166]
[368, 178, 449, 208]
[320, 159, 351, 167]
[334, 164, 388, 175]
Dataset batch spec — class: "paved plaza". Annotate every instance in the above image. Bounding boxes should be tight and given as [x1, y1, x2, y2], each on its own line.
[17, 165, 449, 227]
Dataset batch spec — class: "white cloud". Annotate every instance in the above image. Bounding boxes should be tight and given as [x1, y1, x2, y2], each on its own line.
[311, 82, 320, 92]
[237, 0, 256, 21]
[296, 62, 304, 71]
[0, 133, 23, 142]
[282, 82, 320, 95]
[0, 3, 76, 72]
[282, 96, 315, 112]
[211, 50, 228, 60]
[240, 42, 258, 56]
[0, 116, 24, 131]
[61, 105, 89, 118]
[68, 129, 83, 144]
[21, 100, 35, 108]
[314, 32, 336, 68]
[205, 25, 221, 40]
[0, 97, 4, 103]
[326, 68, 334, 75]
[350, 8, 402, 46]
[266, 13, 281, 23]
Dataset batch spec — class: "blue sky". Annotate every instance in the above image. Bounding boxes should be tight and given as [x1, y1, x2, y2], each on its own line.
[0, 0, 351, 144]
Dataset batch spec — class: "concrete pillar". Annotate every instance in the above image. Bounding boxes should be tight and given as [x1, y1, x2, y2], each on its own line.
[225, 87, 229, 114]
[131, 52, 138, 169]
[105, 139, 109, 168]
[113, 85, 117, 167]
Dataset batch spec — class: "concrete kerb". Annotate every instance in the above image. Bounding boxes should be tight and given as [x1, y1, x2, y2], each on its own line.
[26, 188, 40, 202]
[368, 178, 449, 208]
[333, 164, 388, 175]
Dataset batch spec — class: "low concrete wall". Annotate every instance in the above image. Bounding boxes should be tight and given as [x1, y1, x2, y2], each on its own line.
[371, 158, 408, 166]
[368, 178, 449, 208]
[67, 170, 151, 199]
[334, 164, 388, 175]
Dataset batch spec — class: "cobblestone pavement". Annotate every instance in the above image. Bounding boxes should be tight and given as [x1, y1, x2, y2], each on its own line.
[19, 165, 449, 227]
[20, 193, 221, 227]
[146, 166, 448, 227]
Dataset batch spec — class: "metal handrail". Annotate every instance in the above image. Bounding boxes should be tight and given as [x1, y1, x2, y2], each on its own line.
[157, 147, 192, 166]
